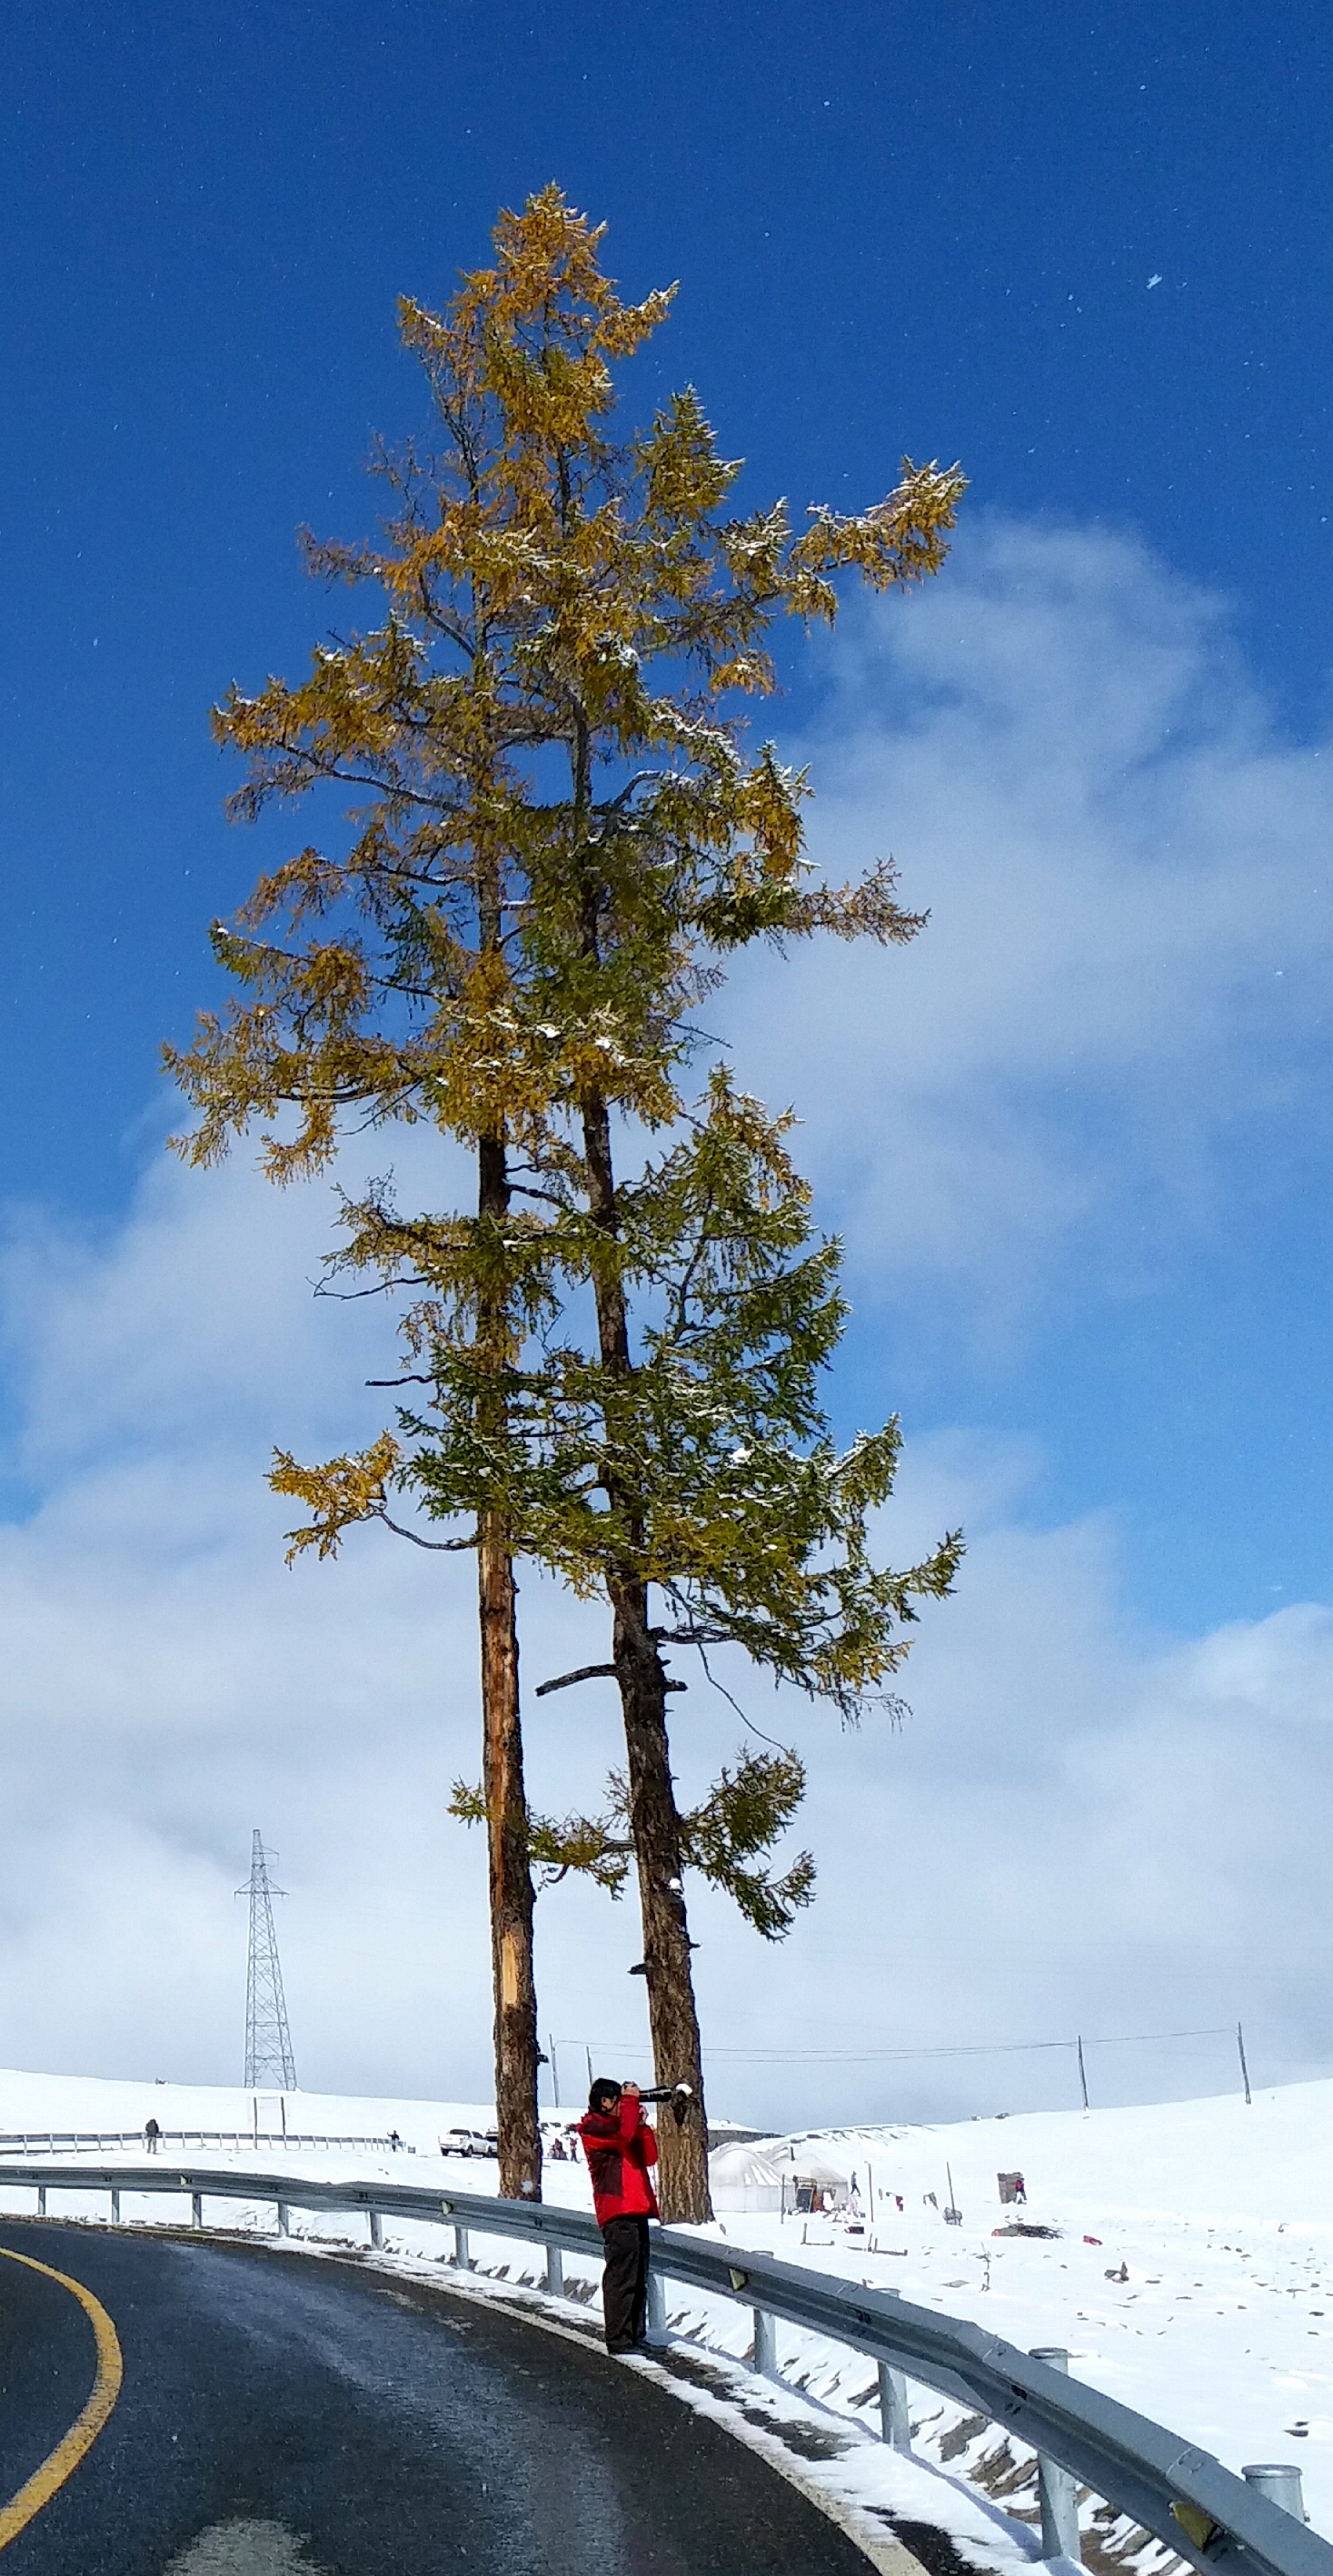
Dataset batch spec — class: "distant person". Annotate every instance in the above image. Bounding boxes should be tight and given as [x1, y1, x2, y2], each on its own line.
[388, 2130, 403, 2152]
[144, 2117, 161, 2155]
[576, 2077, 659, 2355]
[549, 2135, 565, 2162]
[1014, 2173, 1027, 2204]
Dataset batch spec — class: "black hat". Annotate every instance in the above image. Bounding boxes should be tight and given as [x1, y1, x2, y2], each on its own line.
[588, 2076, 622, 2113]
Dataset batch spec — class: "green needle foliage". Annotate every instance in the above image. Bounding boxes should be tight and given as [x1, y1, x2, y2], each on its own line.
[453, 1748, 813, 1942]
[345, 1066, 961, 1704]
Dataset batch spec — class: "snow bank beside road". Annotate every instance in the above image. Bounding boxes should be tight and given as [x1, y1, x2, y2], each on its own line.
[2, 2065, 1331, 2553]
[734, 2081, 1333, 2548]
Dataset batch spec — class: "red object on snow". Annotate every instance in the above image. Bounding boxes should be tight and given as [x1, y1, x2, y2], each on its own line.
[577, 2091, 660, 2224]
[1083, 2234, 1102, 2244]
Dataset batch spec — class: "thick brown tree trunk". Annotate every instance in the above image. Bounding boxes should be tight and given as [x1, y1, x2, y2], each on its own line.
[611, 1568, 711, 2220]
[477, 1511, 542, 2201]
[477, 1128, 542, 2204]
[583, 1091, 712, 2223]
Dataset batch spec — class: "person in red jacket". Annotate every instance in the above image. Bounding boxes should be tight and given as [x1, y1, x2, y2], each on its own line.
[577, 2076, 660, 2353]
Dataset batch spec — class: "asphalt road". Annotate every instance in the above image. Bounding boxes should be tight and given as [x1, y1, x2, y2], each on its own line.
[0, 2222, 876, 2573]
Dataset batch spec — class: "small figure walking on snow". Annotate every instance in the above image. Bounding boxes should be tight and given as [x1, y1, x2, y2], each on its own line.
[144, 2117, 161, 2155]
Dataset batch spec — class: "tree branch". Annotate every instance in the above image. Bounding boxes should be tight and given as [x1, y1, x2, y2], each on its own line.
[534, 1661, 687, 1698]
[378, 1511, 474, 1553]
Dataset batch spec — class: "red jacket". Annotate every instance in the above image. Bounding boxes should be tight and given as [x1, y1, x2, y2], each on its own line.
[577, 2093, 660, 2225]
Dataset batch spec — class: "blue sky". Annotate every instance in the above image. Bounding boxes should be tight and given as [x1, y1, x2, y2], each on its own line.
[2, 3, 1332, 2114]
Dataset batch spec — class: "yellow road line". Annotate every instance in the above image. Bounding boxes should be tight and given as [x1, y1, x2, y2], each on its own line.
[0, 2245, 124, 2551]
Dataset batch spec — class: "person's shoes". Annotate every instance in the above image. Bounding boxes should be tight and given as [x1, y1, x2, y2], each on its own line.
[606, 2342, 635, 2355]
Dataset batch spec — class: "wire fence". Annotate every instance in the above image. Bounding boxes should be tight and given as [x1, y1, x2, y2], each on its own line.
[552, 2021, 1255, 2116]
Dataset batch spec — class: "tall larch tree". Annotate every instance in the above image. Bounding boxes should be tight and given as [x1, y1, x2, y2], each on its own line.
[167, 185, 963, 2217]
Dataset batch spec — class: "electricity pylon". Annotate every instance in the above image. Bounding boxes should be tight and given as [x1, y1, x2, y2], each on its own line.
[239, 1829, 297, 2089]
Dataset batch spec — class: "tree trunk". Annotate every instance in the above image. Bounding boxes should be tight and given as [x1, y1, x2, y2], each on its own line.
[583, 1090, 712, 2222]
[611, 1568, 711, 2221]
[477, 1510, 542, 2201]
[476, 1127, 542, 2204]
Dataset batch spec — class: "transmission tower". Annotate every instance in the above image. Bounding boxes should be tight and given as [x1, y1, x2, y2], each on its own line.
[238, 1830, 297, 2089]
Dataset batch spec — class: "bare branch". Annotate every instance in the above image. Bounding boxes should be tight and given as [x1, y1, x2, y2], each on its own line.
[378, 1510, 474, 1553]
[535, 1662, 618, 1697]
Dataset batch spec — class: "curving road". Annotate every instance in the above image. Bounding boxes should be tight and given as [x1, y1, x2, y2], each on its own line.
[0, 2221, 877, 2573]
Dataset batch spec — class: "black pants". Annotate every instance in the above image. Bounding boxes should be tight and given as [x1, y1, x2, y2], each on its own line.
[601, 2214, 651, 2352]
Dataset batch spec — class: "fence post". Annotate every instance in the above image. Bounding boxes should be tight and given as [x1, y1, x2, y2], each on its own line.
[453, 2224, 473, 2271]
[752, 2307, 777, 2376]
[879, 2285, 911, 2449]
[36, 2185, 45, 2218]
[110, 2189, 120, 2226]
[1030, 2349, 1082, 2562]
[369, 2210, 383, 2250]
[545, 2242, 563, 2297]
[191, 2193, 204, 2232]
[645, 2265, 667, 2342]
[1243, 2466, 1307, 2522]
[276, 2204, 290, 2236]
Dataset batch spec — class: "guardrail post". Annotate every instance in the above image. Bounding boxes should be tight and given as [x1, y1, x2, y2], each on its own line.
[545, 2242, 563, 2297]
[752, 2307, 777, 2377]
[1031, 2349, 1082, 2563]
[453, 2224, 473, 2271]
[110, 2189, 120, 2226]
[878, 2361, 911, 2449]
[1243, 2465, 1307, 2522]
[879, 2285, 910, 2449]
[276, 2204, 290, 2236]
[191, 2192, 204, 2231]
[369, 2210, 383, 2250]
[36, 2185, 45, 2218]
[645, 2265, 667, 2342]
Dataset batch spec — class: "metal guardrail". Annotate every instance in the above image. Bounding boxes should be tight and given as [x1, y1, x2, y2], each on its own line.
[0, 2159, 1323, 2576]
[0, 2130, 396, 2155]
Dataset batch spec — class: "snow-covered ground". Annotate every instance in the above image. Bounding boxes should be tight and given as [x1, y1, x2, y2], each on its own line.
[0, 2066, 1328, 2565]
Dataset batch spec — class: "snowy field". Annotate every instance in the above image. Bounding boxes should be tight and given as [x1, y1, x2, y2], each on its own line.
[0, 2065, 1328, 2566]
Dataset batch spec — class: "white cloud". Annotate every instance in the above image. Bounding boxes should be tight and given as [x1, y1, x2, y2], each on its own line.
[0, 1147, 1328, 2131]
[1, 519, 1330, 2133]
[725, 517, 1333, 1333]
[680, 1433, 1333, 2131]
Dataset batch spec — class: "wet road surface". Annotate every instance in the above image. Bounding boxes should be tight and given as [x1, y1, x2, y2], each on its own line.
[0, 2222, 874, 2572]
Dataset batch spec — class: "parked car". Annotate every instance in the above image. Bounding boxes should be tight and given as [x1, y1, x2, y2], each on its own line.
[483, 2130, 499, 2157]
[440, 2127, 490, 2159]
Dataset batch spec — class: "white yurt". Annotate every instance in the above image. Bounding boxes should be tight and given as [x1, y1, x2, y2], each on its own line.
[707, 2142, 785, 2214]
